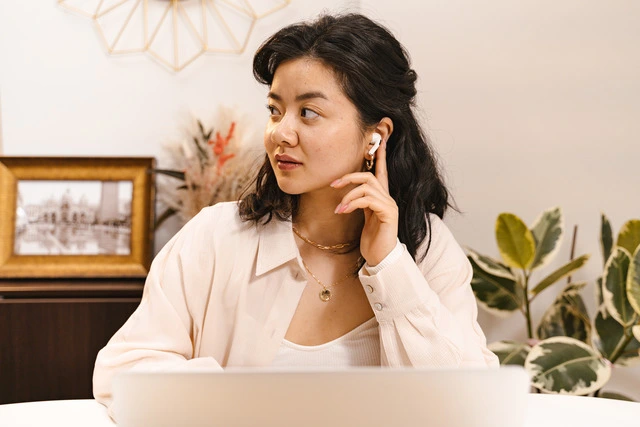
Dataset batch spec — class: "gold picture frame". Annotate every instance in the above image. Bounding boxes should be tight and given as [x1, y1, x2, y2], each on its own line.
[0, 157, 155, 278]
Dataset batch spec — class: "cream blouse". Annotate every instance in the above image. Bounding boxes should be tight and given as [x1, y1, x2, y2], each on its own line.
[93, 202, 498, 416]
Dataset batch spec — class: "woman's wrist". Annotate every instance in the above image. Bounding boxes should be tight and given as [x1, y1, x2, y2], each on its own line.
[364, 239, 403, 274]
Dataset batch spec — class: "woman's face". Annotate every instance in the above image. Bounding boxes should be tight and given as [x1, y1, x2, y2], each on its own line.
[264, 58, 370, 197]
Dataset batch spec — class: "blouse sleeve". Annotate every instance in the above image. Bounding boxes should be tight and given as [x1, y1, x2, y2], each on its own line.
[358, 216, 498, 368]
[92, 211, 222, 418]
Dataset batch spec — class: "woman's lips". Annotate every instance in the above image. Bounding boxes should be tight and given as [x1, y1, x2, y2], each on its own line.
[275, 154, 301, 171]
[277, 160, 301, 171]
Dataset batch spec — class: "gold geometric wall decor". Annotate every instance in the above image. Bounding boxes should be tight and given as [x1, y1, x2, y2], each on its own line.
[58, 0, 291, 72]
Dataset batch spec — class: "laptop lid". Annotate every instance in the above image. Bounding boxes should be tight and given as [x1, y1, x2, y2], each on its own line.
[112, 366, 529, 427]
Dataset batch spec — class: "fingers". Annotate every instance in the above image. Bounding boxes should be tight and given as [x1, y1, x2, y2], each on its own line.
[334, 183, 386, 214]
[336, 194, 397, 220]
[330, 171, 386, 192]
[332, 176, 397, 222]
[374, 139, 389, 192]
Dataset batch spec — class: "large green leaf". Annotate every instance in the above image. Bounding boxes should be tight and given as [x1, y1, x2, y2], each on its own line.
[496, 213, 536, 270]
[530, 207, 563, 270]
[592, 308, 640, 366]
[595, 277, 603, 307]
[600, 214, 613, 267]
[468, 257, 522, 316]
[488, 340, 531, 366]
[524, 336, 611, 395]
[616, 219, 640, 256]
[530, 254, 591, 297]
[602, 248, 634, 326]
[627, 246, 640, 316]
[466, 248, 515, 280]
[537, 282, 590, 342]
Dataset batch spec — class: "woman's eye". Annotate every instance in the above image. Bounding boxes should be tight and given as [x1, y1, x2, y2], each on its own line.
[301, 108, 319, 119]
[266, 104, 280, 116]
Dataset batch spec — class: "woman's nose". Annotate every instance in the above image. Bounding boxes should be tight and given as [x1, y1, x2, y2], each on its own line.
[271, 114, 298, 147]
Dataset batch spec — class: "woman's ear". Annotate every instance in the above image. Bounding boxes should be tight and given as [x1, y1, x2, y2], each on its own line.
[364, 117, 394, 159]
[375, 117, 393, 144]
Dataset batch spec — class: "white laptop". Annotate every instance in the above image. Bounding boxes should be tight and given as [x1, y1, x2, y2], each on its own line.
[112, 367, 529, 427]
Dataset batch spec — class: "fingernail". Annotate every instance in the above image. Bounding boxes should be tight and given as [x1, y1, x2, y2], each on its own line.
[339, 203, 349, 213]
[330, 179, 341, 187]
[334, 203, 343, 214]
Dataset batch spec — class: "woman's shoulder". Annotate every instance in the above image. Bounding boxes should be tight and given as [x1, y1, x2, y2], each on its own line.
[176, 202, 254, 242]
[188, 201, 243, 225]
[418, 213, 469, 273]
[425, 213, 457, 244]
[197, 201, 241, 221]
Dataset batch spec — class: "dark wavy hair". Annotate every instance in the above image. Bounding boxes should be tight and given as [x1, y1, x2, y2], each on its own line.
[238, 13, 452, 261]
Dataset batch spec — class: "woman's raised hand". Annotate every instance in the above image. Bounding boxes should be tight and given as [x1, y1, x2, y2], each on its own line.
[331, 141, 399, 266]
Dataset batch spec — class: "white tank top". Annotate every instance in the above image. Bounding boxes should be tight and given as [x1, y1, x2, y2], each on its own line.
[271, 317, 380, 367]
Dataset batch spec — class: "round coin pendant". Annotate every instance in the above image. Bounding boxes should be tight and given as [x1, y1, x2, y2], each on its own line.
[319, 288, 331, 302]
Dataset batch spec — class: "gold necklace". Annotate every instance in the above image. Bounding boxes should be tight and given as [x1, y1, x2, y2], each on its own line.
[301, 256, 364, 302]
[292, 226, 359, 251]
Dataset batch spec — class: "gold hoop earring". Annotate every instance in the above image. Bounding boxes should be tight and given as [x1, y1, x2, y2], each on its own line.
[365, 158, 374, 170]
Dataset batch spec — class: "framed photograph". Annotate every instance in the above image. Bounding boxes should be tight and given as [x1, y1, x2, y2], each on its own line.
[0, 157, 155, 278]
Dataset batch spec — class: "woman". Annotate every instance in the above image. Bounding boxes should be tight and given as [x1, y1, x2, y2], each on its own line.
[93, 12, 498, 416]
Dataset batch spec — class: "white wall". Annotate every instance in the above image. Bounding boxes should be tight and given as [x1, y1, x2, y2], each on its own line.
[362, 0, 640, 399]
[0, 1, 360, 158]
[2, 0, 639, 399]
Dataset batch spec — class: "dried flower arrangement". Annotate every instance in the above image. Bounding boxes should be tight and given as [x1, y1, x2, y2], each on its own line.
[155, 111, 260, 228]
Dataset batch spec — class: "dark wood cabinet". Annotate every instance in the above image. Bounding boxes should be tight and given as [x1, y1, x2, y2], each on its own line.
[0, 279, 143, 404]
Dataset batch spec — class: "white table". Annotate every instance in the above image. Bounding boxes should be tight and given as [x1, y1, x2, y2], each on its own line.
[0, 394, 638, 426]
[0, 399, 115, 427]
[525, 394, 640, 425]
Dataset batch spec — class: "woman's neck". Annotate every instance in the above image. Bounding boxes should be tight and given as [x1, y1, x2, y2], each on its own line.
[294, 192, 364, 246]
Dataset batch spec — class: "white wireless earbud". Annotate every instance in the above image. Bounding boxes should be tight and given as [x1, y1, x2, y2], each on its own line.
[368, 133, 382, 156]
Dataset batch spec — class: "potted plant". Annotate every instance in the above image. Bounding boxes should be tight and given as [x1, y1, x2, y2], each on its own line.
[468, 208, 640, 399]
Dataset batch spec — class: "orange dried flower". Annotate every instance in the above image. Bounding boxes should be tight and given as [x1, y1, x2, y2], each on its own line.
[217, 153, 235, 172]
[210, 122, 236, 156]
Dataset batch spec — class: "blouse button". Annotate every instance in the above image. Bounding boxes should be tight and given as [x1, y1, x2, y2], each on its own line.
[366, 285, 374, 294]
[374, 303, 383, 311]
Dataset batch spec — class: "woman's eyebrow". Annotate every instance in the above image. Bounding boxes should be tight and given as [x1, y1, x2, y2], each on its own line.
[267, 91, 328, 101]
[295, 91, 328, 101]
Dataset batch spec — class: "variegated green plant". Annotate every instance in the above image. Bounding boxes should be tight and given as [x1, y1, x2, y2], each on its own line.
[524, 336, 611, 395]
[468, 207, 590, 340]
[476, 214, 640, 399]
[590, 217, 640, 380]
